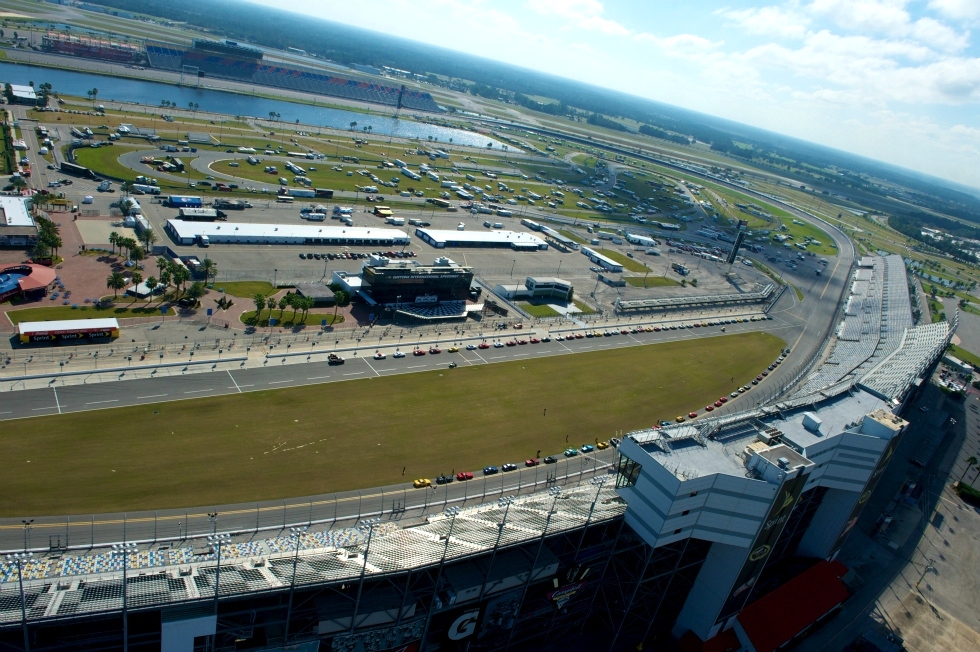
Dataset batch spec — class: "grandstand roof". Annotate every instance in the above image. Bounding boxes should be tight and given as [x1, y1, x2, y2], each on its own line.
[736, 561, 850, 652]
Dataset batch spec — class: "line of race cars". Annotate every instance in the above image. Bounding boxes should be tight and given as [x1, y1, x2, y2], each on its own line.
[412, 439, 619, 488]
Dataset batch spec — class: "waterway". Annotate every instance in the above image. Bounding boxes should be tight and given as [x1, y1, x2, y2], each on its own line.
[0, 61, 507, 149]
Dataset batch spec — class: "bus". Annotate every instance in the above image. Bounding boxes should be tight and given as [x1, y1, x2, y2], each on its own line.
[430, 198, 450, 209]
[276, 195, 295, 204]
[315, 188, 335, 199]
[374, 206, 393, 218]
[19, 318, 120, 344]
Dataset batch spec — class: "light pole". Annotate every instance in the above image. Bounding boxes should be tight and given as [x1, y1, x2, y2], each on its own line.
[477, 497, 515, 605]
[510, 259, 516, 278]
[506, 487, 560, 649]
[419, 507, 460, 646]
[207, 532, 231, 613]
[284, 525, 308, 643]
[112, 542, 137, 652]
[22, 519, 33, 551]
[6, 552, 32, 652]
[350, 518, 381, 633]
[208, 511, 217, 535]
[273, 268, 278, 289]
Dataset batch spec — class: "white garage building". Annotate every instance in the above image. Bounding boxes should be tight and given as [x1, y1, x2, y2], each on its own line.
[165, 220, 411, 247]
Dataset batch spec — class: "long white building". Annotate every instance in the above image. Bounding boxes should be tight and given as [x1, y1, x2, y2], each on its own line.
[165, 220, 411, 246]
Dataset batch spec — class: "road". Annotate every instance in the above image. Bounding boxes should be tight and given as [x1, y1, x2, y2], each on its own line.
[0, 314, 797, 421]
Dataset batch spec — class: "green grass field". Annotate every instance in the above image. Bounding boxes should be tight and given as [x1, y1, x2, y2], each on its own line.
[597, 249, 652, 273]
[0, 332, 783, 515]
[624, 276, 681, 288]
[241, 310, 343, 327]
[5, 304, 174, 324]
[520, 302, 562, 318]
[215, 281, 276, 298]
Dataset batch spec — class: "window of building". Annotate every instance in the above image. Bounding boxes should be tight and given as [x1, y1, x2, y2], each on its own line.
[616, 454, 642, 488]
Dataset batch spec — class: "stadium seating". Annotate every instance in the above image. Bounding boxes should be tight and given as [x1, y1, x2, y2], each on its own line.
[145, 41, 187, 71]
[144, 40, 441, 112]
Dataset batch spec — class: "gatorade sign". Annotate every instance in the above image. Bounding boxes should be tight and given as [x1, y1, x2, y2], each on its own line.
[447, 609, 480, 640]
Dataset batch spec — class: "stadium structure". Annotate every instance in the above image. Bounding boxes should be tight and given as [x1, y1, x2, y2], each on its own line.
[41, 32, 141, 64]
[0, 255, 956, 651]
[338, 256, 477, 320]
[144, 39, 440, 112]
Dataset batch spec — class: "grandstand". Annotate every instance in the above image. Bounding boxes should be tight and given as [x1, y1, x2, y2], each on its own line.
[793, 255, 916, 399]
[42, 32, 140, 64]
[0, 483, 626, 650]
[145, 39, 441, 112]
[615, 283, 776, 313]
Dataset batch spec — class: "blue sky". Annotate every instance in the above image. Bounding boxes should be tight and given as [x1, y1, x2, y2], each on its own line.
[247, 0, 980, 189]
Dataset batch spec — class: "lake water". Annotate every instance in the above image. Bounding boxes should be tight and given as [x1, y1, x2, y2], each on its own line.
[1, 61, 506, 149]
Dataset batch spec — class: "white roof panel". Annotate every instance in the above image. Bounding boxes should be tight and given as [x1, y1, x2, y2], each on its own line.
[166, 220, 408, 242]
[415, 228, 546, 246]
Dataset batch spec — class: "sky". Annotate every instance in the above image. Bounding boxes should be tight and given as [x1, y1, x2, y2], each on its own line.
[246, 0, 980, 190]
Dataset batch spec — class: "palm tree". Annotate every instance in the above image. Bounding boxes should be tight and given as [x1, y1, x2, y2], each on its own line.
[301, 295, 314, 319]
[266, 297, 277, 320]
[144, 276, 158, 304]
[159, 268, 172, 298]
[278, 295, 288, 320]
[106, 271, 126, 298]
[172, 265, 191, 297]
[961, 456, 979, 483]
[252, 293, 266, 321]
[287, 292, 299, 321]
[108, 231, 119, 255]
[90, 88, 98, 104]
[350, 121, 357, 132]
[120, 181, 133, 196]
[156, 256, 169, 277]
[201, 258, 217, 283]
[131, 271, 143, 298]
[142, 228, 158, 252]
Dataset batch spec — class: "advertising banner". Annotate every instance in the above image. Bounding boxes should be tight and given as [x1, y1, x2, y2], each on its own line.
[717, 468, 809, 623]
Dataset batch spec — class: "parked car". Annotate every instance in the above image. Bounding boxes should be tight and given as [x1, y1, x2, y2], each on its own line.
[544, 455, 558, 464]
[581, 444, 594, 453]
[502, 463, 518, 472]
[483, 466, 499, 475]
[564, 448, 579, 457]
[413, 478, 431, 488]
[456, 471, 474, 481]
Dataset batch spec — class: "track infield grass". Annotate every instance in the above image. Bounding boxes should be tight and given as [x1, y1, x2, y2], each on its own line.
[0, 332, 783, 515]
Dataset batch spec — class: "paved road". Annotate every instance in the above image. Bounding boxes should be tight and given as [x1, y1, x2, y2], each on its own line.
[0, 315, 797, 422]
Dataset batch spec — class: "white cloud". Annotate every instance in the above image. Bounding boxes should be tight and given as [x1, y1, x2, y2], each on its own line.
[634, 32, 723, 61]
[717, 5, 810, 39]
[807, 0, 912, 35]
[929, 0, 980, 22]
[805, 0, 970, 51]
[524, 0, 630, 36]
